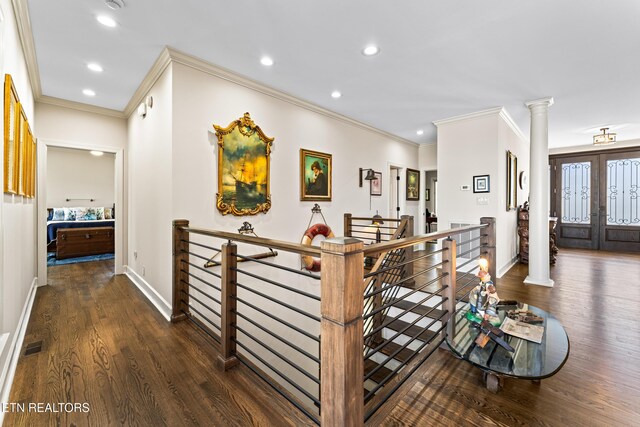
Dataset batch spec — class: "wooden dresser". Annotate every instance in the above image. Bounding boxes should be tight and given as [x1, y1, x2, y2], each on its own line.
[56, 227, 114, 259]
[517, 203, 558, 265]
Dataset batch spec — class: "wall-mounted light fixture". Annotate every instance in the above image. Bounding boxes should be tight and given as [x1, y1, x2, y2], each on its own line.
[359, 168, 376, 187]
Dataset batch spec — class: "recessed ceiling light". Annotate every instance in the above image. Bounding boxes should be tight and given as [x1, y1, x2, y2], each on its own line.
[105, 0, 125, 10]
[97, 15, 117, 27]
[87, 63, 103, 72]
[260, 56, 274, 66]
[362, 45, 380, 56]
[83, 89, 96, 97]
[417, 129, 424, 136]
[90, 150, 104, 157]
[331, 91, 342, 99]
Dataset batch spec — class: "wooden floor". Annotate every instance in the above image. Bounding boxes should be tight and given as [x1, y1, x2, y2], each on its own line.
[375, 249, 640, 427]
[6, 249, 640, 426]
[6, 261, 312, 427]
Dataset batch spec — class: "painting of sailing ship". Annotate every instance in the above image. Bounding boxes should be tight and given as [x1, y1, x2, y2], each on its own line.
[215, 113, 273, 216]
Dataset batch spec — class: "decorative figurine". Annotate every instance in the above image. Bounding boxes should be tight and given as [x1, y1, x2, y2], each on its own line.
[466, 258, 502, 326]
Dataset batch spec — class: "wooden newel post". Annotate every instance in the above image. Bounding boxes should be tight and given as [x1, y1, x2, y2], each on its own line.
[442, 238, 457, 339]
[320, 237, 364, 427]
[401, 215, 414, 285]
[218, 242, 239, 370]
[480, 217, 497, 280]
[172, 219, 190, 323]
[344, 213, 353, 237]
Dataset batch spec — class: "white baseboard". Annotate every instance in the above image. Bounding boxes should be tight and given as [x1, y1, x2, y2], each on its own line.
[124, 266, 171, 321]
[497, 256, 519, 278]
[0, 277, 38, 426]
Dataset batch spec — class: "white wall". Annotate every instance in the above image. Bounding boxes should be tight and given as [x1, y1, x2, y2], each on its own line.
[0, 0, 37, 411]
[436, 108, 528, 276]
[126, 58, 420, 308]
[46, 147, 115, 208]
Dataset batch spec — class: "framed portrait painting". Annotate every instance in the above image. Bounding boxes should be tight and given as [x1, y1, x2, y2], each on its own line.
[214, 112, 273, 216]
[370, 171, 382, 196]
[406, 168, 420, 201]
[300, 149, 332, 201]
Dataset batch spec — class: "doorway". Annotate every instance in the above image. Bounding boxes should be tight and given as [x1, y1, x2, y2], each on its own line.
[550, 148, 640, 251]
[389, 166, 401, 219]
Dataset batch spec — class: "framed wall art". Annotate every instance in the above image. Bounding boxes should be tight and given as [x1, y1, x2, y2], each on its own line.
[473, 175, 490, 193]
[370, 171, 382, 196]
[17, 106, 27, 196]
[406, 168, 420, 201]
[506, 150, 517, 210]
[4, 74, 19, 194]
[300, 149, 332, 201]
[214, 112, 274, 216]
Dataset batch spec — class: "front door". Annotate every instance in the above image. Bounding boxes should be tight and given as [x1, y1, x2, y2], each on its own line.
[553, 155, 599, 249]
[551, 149, 640, 251]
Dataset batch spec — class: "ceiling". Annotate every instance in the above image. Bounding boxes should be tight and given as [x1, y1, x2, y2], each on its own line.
[25, 0, 640, 148]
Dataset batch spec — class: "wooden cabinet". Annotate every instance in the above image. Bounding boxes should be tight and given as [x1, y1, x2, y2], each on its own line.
[57, 227, 114, 259]
[517, 203, 558, 265]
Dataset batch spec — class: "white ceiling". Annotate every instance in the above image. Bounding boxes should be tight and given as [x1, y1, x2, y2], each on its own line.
[26, 0, 640, 148]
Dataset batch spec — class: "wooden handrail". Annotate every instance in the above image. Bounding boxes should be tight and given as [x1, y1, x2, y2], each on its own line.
[180, 226, 321, 257]
[363, 224, 488, 256]
[349, 216, 402, 222]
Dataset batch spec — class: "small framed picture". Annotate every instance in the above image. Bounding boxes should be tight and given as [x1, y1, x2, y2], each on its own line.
[406, 168, 420, 201]
[370, 171, 382, 196]
[473, 175, 490, 193]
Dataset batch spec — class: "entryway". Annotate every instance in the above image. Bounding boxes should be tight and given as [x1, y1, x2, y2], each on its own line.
[550, 148, 640, 251]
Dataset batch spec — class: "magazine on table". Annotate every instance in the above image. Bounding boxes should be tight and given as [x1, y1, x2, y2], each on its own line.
[500, 316, 544, 344]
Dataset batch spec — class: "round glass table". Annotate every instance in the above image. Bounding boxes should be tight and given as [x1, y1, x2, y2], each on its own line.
[446, 303, 570, 392]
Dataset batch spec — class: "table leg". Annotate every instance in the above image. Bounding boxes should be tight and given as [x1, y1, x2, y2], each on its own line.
[483, 372, 503, 393]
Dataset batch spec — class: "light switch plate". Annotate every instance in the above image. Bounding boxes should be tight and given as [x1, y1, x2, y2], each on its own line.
[461, 185, 470, 191]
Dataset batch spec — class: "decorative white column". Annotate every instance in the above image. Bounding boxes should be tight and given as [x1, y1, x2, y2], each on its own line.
[524, 97, 554, 287]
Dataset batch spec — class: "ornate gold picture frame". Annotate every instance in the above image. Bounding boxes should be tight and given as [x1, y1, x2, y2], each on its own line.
[3, 74, 19, 194]
[214, 112, 273, 216]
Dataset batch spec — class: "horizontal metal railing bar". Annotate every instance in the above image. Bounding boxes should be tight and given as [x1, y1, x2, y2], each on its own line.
[456, 276, 479, 298]
[233, 338, 321, 405]
[183, 260, 222, 279]
[456, 251, 487, 271]
[348, 230, 394, 236]
[363, 278, 445, 321]
[350, 224, 399, 230]
[183, 303, 222, 332]
[234, 356, 320, 425]
[364, 322, 447, 400]
[363, 249, 445, 279]
[234, 296, 320, 343]
[456, 235, 483, 247]
[235, 282, 321, 322]
[364, 300, 447, 358]
[234, 310, 320, 364]
[182, 239, 222, 253]
[455, 288, 476, 314]
[363, 224, 487, 256]
[184, 270, 222, 292]
[234, 324, 320, 384]
[182, 309, 221, 344]
[182, 279, 222, 306]
[350, 216, 402, 222]
[186, 250, 216, 263]
[364, 265, 448, 299]
[234, 254, 321, 280]
[181, 226, 322, 257]
[234, 268, 321, 301]
[457, 244, 483, 259]
[364, 335, 446, 421]
[181, 290, 222, 319]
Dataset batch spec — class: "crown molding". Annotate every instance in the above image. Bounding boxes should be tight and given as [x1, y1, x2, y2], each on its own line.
[11, 0, 41, 97]
[125, 46, 417, 147]
[433, 106, 528, 142]
[37, 95, 126, 119]
[123, 47, 172, 117]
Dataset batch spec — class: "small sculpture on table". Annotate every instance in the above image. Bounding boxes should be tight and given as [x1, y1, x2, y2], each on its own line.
[466, 258, 501, 326]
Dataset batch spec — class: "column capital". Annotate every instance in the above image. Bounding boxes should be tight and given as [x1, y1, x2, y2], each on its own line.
[525, 97, 554, 109]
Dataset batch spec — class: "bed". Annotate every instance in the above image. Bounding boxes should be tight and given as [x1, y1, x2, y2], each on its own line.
[47, 207, 115, 258]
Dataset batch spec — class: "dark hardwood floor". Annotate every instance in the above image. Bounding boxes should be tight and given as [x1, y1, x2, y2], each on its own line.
[5, 261, 312, 427]
[6, 249, 640, 426]
[374, 249, 640, 427]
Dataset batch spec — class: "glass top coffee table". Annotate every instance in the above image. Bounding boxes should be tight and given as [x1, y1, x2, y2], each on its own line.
[446, 303, 570, 392]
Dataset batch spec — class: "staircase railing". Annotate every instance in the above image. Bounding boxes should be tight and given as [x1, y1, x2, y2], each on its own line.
[172, 216, 496, 426]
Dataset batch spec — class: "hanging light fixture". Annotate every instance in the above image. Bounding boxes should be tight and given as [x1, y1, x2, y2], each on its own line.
[593, 128, 616, 146]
